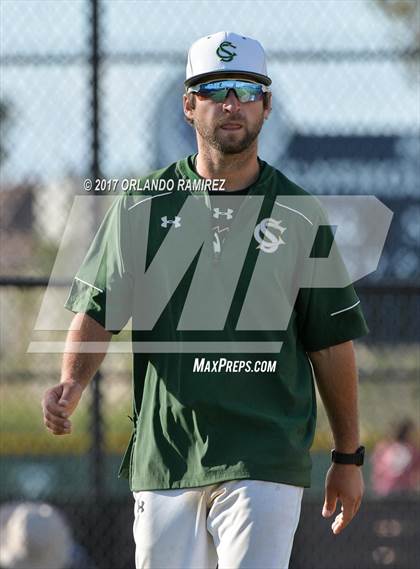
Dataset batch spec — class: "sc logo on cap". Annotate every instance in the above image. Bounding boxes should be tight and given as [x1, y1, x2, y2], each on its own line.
[216, 41, 237, 62]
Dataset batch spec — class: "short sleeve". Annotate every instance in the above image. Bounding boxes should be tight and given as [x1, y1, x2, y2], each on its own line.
[295, 211, 369, 352]
[64, 197, 133, 334]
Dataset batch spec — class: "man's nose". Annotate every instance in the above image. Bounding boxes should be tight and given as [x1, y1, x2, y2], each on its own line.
[222, 89, 241, 112]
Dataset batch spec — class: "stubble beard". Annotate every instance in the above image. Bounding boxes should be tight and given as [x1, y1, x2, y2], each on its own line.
[195, 113, 265, 155]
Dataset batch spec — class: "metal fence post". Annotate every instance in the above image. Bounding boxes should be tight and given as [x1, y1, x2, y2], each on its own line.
[87, 1, 106, 566]
[88, 0, 104, 502]
[90, 371, 104, 501]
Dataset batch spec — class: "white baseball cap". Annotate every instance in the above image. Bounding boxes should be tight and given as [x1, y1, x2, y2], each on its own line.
[185, 31, 271, 88]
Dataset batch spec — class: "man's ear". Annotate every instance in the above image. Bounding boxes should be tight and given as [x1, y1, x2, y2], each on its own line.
[263, 92, 272, 120]
[183, 93, 194, 122]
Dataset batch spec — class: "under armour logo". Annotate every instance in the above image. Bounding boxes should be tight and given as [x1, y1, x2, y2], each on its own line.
[254, 218, 286, 253]
[137, 500, 145, 514]
[213, 208, 233, 220]
[161, 216, 181, 228]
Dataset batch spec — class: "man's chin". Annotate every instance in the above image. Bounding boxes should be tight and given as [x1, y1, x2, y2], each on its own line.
[213, 124, 263, 154]
[213, 135, 252, 154]
[218, 145, 248, 154]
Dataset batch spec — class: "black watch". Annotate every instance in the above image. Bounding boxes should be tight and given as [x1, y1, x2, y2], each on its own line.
[331, 445, 365, 466]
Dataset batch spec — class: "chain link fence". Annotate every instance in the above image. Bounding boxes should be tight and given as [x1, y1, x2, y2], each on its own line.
[1, 1, 419, 568]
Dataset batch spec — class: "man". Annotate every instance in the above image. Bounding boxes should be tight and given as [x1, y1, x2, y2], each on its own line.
[42, 31, 368, 569]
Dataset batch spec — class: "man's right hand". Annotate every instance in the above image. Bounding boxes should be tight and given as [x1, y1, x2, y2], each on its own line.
[42, 380, 84, 435]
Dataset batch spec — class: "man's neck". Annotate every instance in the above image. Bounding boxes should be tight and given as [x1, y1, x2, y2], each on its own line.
[195, 145, 260, 192]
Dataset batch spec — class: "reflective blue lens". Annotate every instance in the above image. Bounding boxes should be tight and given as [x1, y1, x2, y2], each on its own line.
[190, 80, 267, 103]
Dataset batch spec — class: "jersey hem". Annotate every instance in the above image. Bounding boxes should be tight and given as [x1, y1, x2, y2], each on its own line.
[126, 468, 311, 492]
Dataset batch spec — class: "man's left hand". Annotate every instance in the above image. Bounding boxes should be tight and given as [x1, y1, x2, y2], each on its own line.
[322, 463, 364, 535]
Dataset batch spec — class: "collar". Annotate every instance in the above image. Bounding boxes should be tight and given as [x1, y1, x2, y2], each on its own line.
[177, 153, 273, 197]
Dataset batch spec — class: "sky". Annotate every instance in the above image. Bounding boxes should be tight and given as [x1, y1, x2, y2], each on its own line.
[0, 0, 419, 182]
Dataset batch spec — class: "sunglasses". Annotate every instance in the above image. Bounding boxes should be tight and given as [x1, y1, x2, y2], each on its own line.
[187, 79, 270, 103]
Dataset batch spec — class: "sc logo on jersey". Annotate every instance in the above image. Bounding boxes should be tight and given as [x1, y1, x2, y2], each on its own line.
[254, 218, 286, 253]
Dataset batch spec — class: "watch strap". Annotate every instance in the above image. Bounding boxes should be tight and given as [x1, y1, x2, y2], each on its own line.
[331, 445, 365, 466]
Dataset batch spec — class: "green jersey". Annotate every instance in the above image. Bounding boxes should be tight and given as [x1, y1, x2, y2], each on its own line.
[65, 155, 368, 490]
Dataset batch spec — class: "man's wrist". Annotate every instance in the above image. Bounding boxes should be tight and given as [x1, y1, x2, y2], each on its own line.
[333, 444, 361, 453]
[331, 445, 365, 466]
[60, 378, 87, 391]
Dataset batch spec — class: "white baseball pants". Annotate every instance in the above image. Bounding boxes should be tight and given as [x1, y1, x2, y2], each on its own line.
[133, 479, 303, 569]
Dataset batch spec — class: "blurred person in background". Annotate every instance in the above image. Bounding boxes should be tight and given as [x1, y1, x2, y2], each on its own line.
[0, 501, 95, 569]
[371, 419, 420, 496]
